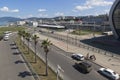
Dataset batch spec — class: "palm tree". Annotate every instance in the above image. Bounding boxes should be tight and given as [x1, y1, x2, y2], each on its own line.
[41, 39, 52, 76]
[32, 34, 39, 63]
[25, 32, 31, 54]
[18, 30, 26, 46]
[21, 30, 26, 45]
[18, 30, 22, 45]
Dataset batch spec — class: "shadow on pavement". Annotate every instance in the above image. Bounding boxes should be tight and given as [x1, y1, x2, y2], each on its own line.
[13, 52, 21, 55]
[15, 60, 25, 64]
[30, 61, 36, 64]
[72, 64, 88, 74]
[18, 71, 32, 78]
[11, 46, 18, 49]
[10, 43, 16, 46]
[38, 73, 46, 76]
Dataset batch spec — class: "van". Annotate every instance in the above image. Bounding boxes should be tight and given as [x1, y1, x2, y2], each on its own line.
[75, 61, 92, 73]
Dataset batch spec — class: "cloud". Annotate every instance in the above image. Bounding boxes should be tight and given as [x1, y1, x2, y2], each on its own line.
[104, 9, 110, 13]
[39, 13, 48, 17]
[38, 9, 47, 12]
[74, 0, 113, 11]
[28, 14, 33, 17]
[75, 5, 92, 11]
[55, 12, 64, 16]
[11, 9, 19, 12]
[86, 0, 113, 6]
[0, 6, 19, 12]
[72, 9, 78, 12]
[93, 0, 113, 6]
[0, 6, 9, 12]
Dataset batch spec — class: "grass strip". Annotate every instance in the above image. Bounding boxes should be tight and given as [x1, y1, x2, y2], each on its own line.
[0, 26, 26, 36]
[15, 36, 58, 80]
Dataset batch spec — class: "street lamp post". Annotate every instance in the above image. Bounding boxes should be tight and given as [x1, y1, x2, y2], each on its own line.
[57, 65, 64, 80]
[66, 28, 71, 51]
[93, 22, 96, 38]
[67, 33, 68, 51]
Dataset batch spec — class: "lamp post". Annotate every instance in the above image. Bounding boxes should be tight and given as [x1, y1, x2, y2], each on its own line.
[67, 32, 68, 51]
[93, 22, 95, 38]
[57, 65, 64, 80]
[66, 29, 70, 51]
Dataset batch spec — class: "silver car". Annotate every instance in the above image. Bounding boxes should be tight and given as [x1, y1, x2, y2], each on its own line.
[71, 53, 84, 61]
[98, 68, 119, 80]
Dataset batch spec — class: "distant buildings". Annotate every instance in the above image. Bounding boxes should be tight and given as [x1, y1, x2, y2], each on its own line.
[17, 21, 26, 26]
[6, 14, 110, 31]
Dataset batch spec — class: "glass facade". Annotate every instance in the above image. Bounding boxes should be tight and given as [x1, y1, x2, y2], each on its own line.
[113, 1, 120, 37]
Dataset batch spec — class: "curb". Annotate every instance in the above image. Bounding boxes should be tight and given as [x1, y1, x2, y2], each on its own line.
[14, 41, 40, 80]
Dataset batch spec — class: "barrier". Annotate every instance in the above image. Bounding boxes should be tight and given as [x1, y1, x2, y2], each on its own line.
[41, 32, 120, 60]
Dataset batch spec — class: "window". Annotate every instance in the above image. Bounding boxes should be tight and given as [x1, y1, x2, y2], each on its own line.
[104, 70, 112, 75]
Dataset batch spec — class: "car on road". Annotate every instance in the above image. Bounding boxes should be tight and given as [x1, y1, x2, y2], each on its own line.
[75, 61, 92, 73]
[3, 35, 9, 41]
[71, 53, 84, 61]
[98, 68, 119, 80]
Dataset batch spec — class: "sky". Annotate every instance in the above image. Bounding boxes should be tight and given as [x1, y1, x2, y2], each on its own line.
[0, 0, 115, 18]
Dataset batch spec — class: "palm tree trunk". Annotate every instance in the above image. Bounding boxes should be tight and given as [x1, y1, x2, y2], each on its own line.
[19, 36, 22, 45]
[22, 37, 25, 48]
[45, 52, 48, 76]
[35, 44, 37, 63]
[28, 41, 29, 54]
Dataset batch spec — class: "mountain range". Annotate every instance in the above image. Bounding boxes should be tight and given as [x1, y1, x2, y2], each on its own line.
[0, 17, 52, 25]
[0, 17, 22, 25]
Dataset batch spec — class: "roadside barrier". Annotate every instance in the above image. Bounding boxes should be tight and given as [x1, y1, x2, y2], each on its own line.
[41, 32, 120, 60]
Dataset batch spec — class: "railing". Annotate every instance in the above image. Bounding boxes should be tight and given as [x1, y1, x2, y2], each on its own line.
[40, 32, 120, 60]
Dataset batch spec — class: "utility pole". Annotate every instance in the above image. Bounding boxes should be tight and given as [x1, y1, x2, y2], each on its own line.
[93, 22, 95, 38]
[66, 29, 70, 51]
[67, 33, 68, 51]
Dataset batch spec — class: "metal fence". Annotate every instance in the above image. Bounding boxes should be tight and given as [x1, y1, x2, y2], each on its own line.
[41, 32, 120, 60]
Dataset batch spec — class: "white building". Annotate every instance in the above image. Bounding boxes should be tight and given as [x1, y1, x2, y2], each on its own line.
[32, 21, 38, 27]
[17, 21, 26, 26]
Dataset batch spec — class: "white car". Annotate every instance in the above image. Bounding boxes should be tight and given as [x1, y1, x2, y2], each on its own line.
[71, 53, 84, 61]
[3, 36, 9, 41]
[98, 68, 119, 80]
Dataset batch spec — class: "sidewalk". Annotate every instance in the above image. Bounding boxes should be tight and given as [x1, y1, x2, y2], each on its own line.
[35, 32, 120, 74]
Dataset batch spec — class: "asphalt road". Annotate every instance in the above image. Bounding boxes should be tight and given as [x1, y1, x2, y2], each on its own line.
[0, 34, 34, 80]
[25, 37, 108, 80]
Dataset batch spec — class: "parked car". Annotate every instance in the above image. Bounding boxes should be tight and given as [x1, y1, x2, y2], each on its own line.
[4, 31, 12, 36]
[98, 68, 119, 80]
[75, 61, 92, 73]
[5, 33, 10, 36]
[71, 53, 84, 61]
[3, 35, 9, 41]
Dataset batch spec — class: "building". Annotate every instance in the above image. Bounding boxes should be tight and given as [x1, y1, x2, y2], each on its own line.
[17, 21, 26, 26]
[32, 21, 38, 27]
[38, 24, 65, 29]
[109, 0, 120, 39]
